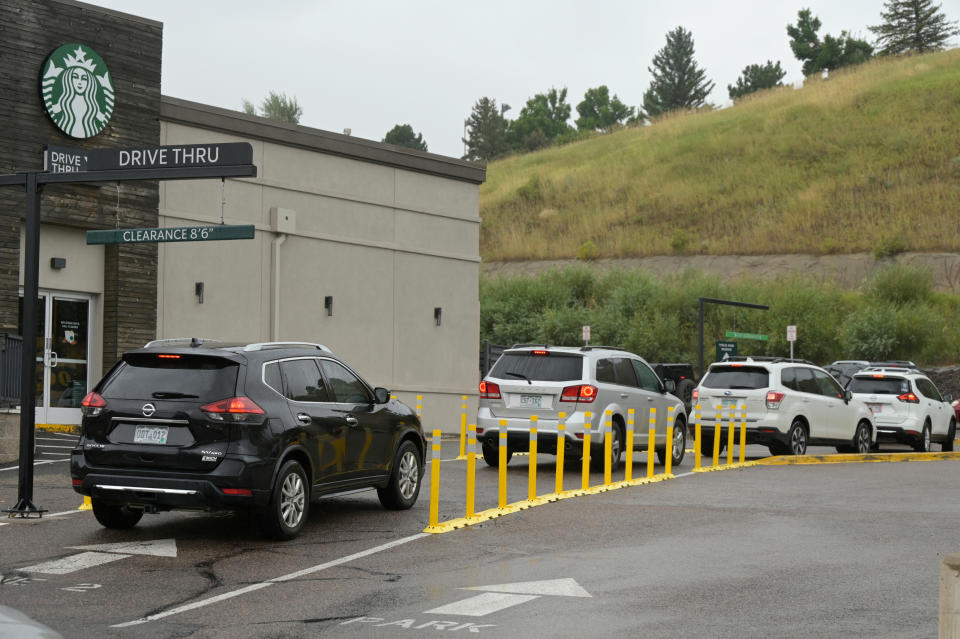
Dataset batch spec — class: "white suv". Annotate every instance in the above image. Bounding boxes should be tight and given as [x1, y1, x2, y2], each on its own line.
[477, 346, 687, 471]
[848, 367, 955, 452]
[692, 357, 876, 456]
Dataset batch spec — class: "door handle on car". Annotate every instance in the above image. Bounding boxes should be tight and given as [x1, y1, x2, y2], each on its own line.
[620, 393, 629, 399]
[296, 413, 311, 425]
[345, 416, 359, 427]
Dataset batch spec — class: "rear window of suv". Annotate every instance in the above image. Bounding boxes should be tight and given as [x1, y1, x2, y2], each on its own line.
[101, 354, 239, 402]
[849, 377, 909, 395]
[701, 365, 769, 389]
[489, 352, 583, 382]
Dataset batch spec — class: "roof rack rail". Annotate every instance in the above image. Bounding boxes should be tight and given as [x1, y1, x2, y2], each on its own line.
[715, 355, 814, 365]
[242, 342, 331, 352]
[579, 345, 627, 352]
[143, 337, 221, 348]
[860, 365, 916, 373]
[510, 344, 551, 349]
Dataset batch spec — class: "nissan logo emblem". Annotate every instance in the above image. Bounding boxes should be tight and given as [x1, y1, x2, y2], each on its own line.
[142, 403, 156, 417]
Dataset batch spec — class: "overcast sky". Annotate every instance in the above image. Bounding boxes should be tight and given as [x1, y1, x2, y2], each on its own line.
[92, 0, 953, 159]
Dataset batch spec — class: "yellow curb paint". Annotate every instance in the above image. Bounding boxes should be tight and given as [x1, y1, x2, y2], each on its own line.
[757, 451, 960, 466]
[37, 423, 80, 434]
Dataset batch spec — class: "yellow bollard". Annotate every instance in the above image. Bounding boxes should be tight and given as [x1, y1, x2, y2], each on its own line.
[647, 407, 656, 478]
[665, 406, 675, 476]
[555, 412, 566, 495]
[416, 394, 423, 421]
[498, 420, 508, 509]
[528, 416, 538, 501]
[458, 396, 467, 460]
[429, 429, 441, 528]
[694, 404, 702, 471]
[727, 407, 735, 465]
[603, 410, 612, 486]
[739, 404, 747, 464]
[581, 411, 592, 490]
[78, 495, 92, 511]
[626, 408, 635, 482]
[466, 424, 476, 519]
[713, 405, 722, 467]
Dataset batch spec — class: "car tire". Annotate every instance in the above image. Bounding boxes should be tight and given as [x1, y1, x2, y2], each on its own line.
[259, 459, 309, 541]
[378, 440, 422, 510]
[768, 440, 789, 456]
[913, 422, 932, 453]
[944, 419, 956, 452]
[657, 419, 687, 467]
[91, 500, 143, 529]
[481, 440, 511, 467]
[591, 423, 624, 472]
[700, 433, 724, 459]
[787, 419, 807, 455]
[675, 379, 696, 413]
[853, 421, 872, 454]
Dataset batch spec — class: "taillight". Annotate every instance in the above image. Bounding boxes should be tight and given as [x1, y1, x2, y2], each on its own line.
[479, 381, 501, 400]
[691, 389, 699, 401]
[201, 396, 265, 422]
[532, 350, 549, 356]
[560, 384, 597, 404]
[897, 392, 919, 404]
[766, 391, 785, 409]
[81, 391, 107, 417]
[157, 354, 181, 359]
[222, 488, 252, 496]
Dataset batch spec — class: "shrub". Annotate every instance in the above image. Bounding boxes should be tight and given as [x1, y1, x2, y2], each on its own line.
[867, 264, 933, 305]
[576, 240, 598, 261]
[872, 236, 907, 260]
[842, 305, 898, 360]
[670, 230, 689, 253]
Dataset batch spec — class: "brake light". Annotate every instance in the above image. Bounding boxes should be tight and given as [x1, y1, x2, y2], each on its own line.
[766, 391, 785, 409]
[479, 381, 501, 400]
[71, 479, 82, 487]
[730, 363, 743, 367]
[201, 396, 265, 422]
[81, 391, 107, 417]
[158, 354, 181, 359]
[222, 488, 252, 496]
[532, 350, 548, 356]
[560, 384, 597, 404]
[872, 374, 884, 378]
[897, 392, 919, 404]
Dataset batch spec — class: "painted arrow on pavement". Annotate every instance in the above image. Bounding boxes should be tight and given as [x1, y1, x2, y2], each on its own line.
[425, 578, 591, 617]
[21, 538, 177, 575]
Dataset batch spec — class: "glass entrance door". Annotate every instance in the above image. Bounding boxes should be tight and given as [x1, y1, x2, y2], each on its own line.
[18, 292, 91, 424]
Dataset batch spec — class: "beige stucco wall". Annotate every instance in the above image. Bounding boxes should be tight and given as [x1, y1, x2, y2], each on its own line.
[157, 121, 481, 433]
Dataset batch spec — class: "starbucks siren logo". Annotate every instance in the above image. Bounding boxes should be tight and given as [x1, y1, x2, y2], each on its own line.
[41, 43, 114, 138]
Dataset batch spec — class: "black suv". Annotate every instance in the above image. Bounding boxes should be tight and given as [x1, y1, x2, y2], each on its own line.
[71, 339, 425, 540]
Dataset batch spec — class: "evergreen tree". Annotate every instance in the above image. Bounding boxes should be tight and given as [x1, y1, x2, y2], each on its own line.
[642, 27, 715, 119]
[462, 97, 512, 162]
[382, 124, 428, 151]
[510, 87, 574, 151]
[728, 61, 787, 100]
[575, 86, 635, 131]
[241, 91, 302, 124]
[788, 9, 873, 75]
[869, 0, 960, 54]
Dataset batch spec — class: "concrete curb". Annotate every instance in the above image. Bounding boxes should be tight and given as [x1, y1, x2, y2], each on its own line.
[756, 451, 960, 466]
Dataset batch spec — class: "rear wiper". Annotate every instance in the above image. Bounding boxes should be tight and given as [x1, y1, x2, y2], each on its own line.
[505, 371, 532, 385]
[151, 391, 199, 399]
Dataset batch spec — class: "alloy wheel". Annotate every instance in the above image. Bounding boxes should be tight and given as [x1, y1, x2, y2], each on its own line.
[397, 450, 419, 500]
[280, 472, 305, 528]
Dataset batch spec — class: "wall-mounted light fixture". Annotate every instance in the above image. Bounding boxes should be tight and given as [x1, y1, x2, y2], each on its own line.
[50, 257, 66, 270]
[434, 307, 442, 326]
[324, 296, 334, 317]
[195, 282, 204, 304]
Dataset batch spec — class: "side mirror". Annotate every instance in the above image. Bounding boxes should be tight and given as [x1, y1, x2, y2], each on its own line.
[663, 379, 676, 394]
[844, 389, 853, 403]
[374, 387, 390, 404]
[944, 393, 953, 403]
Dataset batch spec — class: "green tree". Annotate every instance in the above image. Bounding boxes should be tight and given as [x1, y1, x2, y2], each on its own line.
[241, 91, 302, 124]
[787, 9, 873, 75]
[642, 27, 715, 119]
[510, 87, 574, 151]
[575, 85, 635, 131]
[727, 60, 787, 100]
[462, 97, 512, 162]
[382, 124, 428, 151]
[869, 0, 960, 54]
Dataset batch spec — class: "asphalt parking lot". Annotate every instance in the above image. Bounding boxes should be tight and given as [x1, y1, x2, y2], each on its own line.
[1, 437, 957, 638]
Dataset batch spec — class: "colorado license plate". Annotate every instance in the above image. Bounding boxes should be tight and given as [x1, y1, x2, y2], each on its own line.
[134, 425, 168, 445]
[519, 394, 542, 408]
[866, 403, 882, 413]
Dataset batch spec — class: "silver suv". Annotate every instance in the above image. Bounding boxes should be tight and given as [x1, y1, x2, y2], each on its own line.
[848, 366, 955, 452]
[477, 346, 687, 471]
[693, 357, 875, 456]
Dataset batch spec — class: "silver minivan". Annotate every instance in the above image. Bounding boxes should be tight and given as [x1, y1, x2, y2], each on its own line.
[476, 346, 687, 470]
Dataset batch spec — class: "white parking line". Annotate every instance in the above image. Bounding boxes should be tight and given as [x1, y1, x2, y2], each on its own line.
[0, 459, 69, 472]
[112, 532, 430, 627]
[37, 445, 75, 449]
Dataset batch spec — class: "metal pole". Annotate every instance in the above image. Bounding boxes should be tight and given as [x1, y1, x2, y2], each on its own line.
[697, 298, 704, 379]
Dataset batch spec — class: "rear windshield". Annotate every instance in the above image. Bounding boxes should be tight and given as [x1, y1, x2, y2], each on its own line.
[101, 354, 239, 402]
[701, 366, 769, 390]
[849, 377, 909, 395]
[489, 353, 583, 382]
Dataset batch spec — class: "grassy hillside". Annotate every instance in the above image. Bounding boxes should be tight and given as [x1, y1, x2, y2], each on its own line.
[480, 50, 960, 261]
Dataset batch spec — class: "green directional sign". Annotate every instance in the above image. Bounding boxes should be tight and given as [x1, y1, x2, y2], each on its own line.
[725, 331, 768, 341]
[86, 224, 255, 245]
[716, 340, 738, 360]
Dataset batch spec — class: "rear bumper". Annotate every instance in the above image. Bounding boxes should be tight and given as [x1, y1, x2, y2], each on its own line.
[689, 420, 788, 446]
[874, 425, 921, 444]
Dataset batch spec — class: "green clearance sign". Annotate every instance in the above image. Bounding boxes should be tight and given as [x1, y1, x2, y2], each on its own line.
[725, 330, 769, 341]
[41, 43, 114, 139]
[86, 225, 255, 245]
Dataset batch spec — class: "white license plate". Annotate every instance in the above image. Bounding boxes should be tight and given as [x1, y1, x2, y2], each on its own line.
[867, 403, 882, 413]
[519, 394, 542, 408]
[721, 398, 740, 407]
[134, 426, 168, 445]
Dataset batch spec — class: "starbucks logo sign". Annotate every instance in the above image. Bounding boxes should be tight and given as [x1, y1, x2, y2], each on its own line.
[41, 43, 114, 139]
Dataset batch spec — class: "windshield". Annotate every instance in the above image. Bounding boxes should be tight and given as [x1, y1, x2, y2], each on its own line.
[848, 377, 909, 395]
[701, 366, 769, 390]
[489, 353, 583, 382]
[102, 354, 239, 402]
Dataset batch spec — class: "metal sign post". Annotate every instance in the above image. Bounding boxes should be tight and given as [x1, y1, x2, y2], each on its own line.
[697, 297, 770, 378]
[0, 142, 257, 517]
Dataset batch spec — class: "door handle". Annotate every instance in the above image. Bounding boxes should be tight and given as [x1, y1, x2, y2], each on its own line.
[296, 413, 311, 425]
[620, 393, 628, 398]
[646, 397, 654, 402]
[345, 416, 359, 427]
